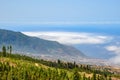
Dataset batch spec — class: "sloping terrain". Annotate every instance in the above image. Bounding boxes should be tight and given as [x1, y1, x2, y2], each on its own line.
[0, 52, 120, 80]
[0, 29, 86, 59]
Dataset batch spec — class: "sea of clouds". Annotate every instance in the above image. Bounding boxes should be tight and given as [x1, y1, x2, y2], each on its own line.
[22, 31, 120, 65]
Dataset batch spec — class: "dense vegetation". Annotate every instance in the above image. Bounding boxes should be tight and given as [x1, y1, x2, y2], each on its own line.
[0, 46, 120, 80]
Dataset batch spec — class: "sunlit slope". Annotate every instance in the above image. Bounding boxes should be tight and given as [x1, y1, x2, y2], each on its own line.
[0, 53, 120, 80]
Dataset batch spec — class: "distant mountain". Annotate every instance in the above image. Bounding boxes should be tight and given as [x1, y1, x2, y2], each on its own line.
[0, 29, 86, 60]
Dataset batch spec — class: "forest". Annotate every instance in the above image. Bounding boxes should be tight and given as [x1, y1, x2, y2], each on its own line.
[0, 46, 120, 80]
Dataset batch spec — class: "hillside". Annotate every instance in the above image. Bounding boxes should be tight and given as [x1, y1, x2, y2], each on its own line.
[0, 51, 120, 80]
[0, 29, 85, 61]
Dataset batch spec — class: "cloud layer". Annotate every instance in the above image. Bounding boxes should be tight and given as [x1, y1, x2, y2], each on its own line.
[22, 32, 111, 45]
[23, 31, 120, 65]
[105, 46, 120, 64]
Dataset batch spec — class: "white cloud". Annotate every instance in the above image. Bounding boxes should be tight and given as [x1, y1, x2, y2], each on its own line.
[22, 31, 112, 45]
[105, 46, 120, 55]
[109, 56, 120, 64]
[105, 46, 120, 64]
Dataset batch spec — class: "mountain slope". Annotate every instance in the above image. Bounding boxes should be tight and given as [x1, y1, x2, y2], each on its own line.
[0, 29, 86, 59]
[0, 52, 120, 80]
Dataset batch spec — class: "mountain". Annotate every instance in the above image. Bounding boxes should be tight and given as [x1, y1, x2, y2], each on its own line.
[0, 29, 86, 60]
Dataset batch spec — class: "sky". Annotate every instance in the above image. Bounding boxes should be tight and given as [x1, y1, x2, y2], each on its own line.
[0, 0, 120, 25]
[0, 0, 120, 64]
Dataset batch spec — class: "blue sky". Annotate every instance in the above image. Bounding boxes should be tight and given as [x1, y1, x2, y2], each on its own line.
[0, 0, 120, 25]
[0, 0, 120, 33]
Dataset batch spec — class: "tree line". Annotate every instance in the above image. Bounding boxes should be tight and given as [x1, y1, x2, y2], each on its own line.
[0, 45, 12, 57]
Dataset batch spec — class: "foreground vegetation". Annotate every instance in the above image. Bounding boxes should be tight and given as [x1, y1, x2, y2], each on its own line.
[0, 46, 120, 80]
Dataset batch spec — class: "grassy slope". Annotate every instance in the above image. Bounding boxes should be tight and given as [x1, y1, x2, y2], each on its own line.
[0, 56, 73, 80]
[0, 53, 120, 80]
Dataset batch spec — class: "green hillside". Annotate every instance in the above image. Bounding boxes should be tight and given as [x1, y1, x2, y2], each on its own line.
[0, 47, 120, 80]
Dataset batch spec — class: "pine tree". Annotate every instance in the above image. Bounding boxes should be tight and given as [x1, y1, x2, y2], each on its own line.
[74, 61, 76, 68]
[83, 73, 86, 80]
[2, 46, 6, 57]
[7, 46, 9, 53]
[109, 75, 112, 80]
[10, 45, 12, 54]
[92, 72, 96, 80]
[73, 69, 81, 80]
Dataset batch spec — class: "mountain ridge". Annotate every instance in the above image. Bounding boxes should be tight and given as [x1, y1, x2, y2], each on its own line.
[0, 29, 86, 59]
